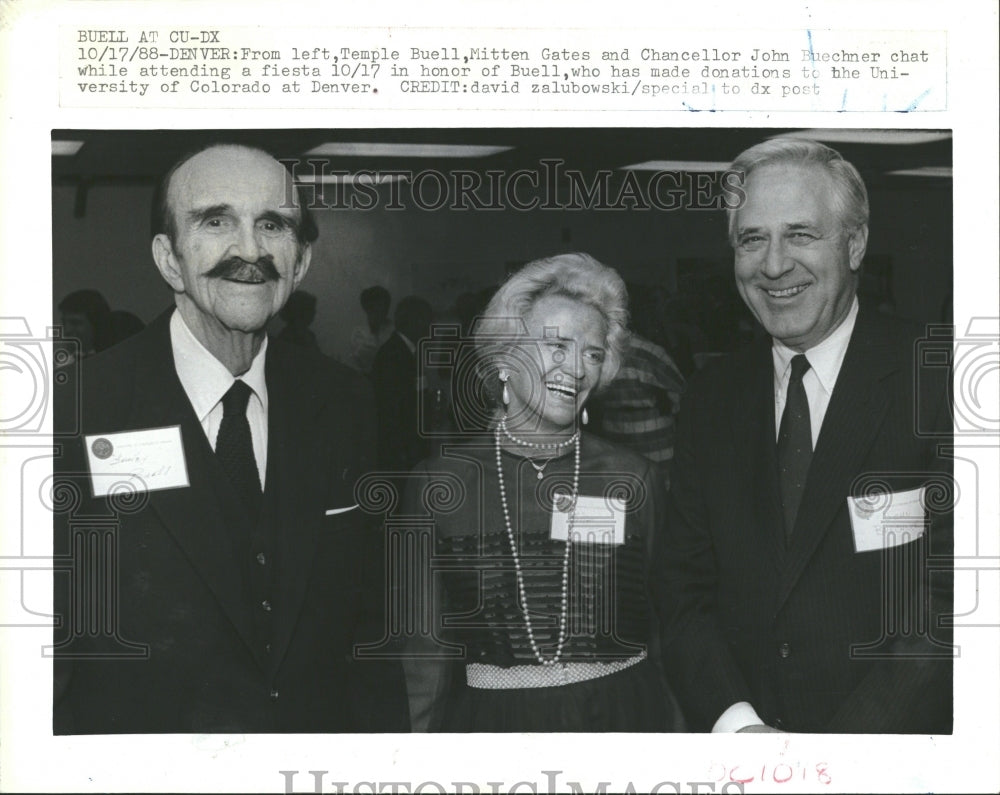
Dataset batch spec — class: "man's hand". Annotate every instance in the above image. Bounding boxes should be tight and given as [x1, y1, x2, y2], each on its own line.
[737, 724, 785, 733]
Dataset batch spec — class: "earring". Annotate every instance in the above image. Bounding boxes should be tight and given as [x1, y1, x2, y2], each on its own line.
[581, 406, 589, 425]
[499, 370, 510, 407]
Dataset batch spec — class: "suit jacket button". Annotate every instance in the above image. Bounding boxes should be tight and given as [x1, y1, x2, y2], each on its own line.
[779, 642, 792, 658]
[269, 689, 279, 700]
[256, 552, 267, 565]
[774, 717, 785, 729]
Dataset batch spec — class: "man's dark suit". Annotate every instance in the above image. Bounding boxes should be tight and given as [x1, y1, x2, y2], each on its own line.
[372, 330, 424, 471]
[53, 311, 408, 733]
[655, 307, 953, 733]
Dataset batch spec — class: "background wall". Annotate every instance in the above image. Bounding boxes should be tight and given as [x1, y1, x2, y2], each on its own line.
[52, 180, 952, 365]
[52, 130, 952, 367]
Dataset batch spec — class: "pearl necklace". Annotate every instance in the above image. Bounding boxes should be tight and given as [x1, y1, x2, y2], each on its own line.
[499, 416, 579, 451]
[494, 417, 581, 666]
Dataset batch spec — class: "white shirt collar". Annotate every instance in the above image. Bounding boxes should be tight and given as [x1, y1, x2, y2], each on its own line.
[170, 308, 269, 422]
[772, 296, 859, 395]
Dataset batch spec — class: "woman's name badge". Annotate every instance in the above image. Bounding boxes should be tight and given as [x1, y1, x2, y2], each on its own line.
[847, 486, 927, 553]
[84, 425, 190, 497]
[550, 493, 626, 545]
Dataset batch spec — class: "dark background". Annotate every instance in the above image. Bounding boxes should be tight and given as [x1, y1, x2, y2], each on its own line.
[51, 127, 952, 365]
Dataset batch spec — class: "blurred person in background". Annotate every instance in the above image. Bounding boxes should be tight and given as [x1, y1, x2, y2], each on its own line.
[351, 285, 394, 374]
[58, 288, 113, 361]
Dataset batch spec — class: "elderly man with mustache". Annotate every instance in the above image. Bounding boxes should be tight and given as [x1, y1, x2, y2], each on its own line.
[53, 144, 409, 734]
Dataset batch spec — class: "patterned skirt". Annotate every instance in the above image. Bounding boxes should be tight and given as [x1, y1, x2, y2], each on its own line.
[441, 658, 686, 732]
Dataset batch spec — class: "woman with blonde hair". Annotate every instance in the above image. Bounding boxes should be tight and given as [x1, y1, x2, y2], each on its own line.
[403, 252, 684, 732]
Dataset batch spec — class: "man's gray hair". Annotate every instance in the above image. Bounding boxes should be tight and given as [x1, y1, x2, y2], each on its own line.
[727, 137, 870, 244]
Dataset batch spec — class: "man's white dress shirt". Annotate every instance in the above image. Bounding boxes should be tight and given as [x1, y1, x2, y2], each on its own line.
[170, 309, 269, 487]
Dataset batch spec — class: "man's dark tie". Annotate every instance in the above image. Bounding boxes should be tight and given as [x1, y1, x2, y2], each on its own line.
[216, 380, 261, 513]
[777, 354, 812, 537]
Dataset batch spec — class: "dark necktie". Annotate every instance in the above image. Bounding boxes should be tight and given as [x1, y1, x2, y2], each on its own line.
[216, 380, 261, 513]
[777, 354, 812, 537]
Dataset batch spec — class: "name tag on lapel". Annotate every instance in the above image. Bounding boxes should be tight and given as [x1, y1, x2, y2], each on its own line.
[848, 486, 926, 553]
[84, 425, 190, 497]
[550, 493, 626, 545]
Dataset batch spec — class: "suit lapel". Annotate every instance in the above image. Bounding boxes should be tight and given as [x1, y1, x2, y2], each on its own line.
[126, 314, 256, 654]
[776, 311, 896, 610]
[730, 340, 787, 571]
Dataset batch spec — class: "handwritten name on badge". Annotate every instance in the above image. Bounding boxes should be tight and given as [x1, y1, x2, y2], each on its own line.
[848, 485, 927, 553]
[550, 493, 627, 545]
[84, 425, 190, 497]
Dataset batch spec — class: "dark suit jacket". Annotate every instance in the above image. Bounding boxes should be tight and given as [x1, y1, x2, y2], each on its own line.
[372, 331, 424, 471]
[655, 307, 953, 733]
[53, 310, 408, 733]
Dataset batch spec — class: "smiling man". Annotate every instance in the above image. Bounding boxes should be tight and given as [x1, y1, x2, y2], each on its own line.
[654, 138, 953, 733]
[151, 145, 313, 372]
[53, 143, 408, 733]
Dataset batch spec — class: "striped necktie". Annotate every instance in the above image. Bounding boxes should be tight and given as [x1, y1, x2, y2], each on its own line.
[777, 354, 812, 537]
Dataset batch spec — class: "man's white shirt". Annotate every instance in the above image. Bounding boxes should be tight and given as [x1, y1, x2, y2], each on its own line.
[170, 309, 269, 487]
[772, 297, 859, 445]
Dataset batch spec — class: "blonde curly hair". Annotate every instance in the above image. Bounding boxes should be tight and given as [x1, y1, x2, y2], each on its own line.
[473, 252, 630, 402]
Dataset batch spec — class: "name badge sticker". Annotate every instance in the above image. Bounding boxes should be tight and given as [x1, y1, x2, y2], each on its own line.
[550, 493, 626, 545]
[84, 425, 190, 497]
[848, 486, 927, 553]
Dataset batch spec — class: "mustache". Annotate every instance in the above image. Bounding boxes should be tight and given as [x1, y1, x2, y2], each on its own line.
[205, 256, 280, 282]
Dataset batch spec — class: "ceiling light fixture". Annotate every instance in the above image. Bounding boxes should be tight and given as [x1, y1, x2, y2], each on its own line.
[769, 129, 952, 146]
[885, 166, 953, 178]
[295, 173, 409, 185]
[52, 140, 85, 156]
[303, 143, 513, 158]
[621, 160, 733, 171]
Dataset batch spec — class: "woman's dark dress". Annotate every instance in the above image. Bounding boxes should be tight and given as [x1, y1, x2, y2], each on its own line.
[404, 432, 685, 732]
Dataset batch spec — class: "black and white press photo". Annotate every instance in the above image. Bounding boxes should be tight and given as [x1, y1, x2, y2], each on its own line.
[49, 127, 954, 739]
